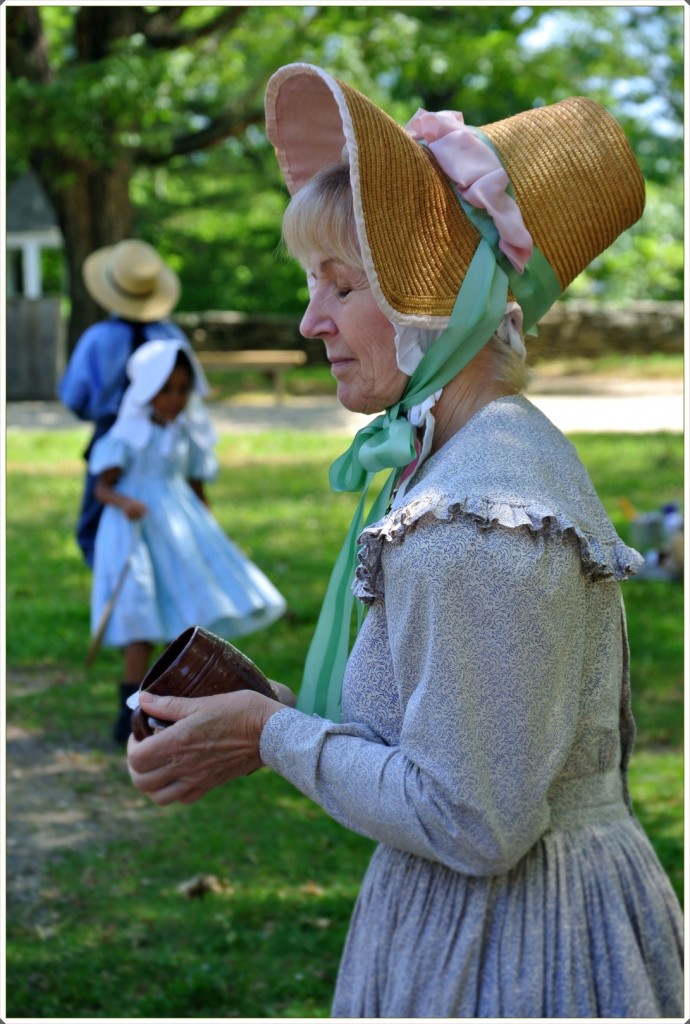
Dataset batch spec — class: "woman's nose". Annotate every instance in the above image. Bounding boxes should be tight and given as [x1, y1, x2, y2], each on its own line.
[300, 298, 335, 340]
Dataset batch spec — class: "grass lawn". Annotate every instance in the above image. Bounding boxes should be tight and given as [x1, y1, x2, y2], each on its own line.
[5, 425, 683, 1018]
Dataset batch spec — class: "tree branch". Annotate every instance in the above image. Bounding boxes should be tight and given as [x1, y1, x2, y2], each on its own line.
[6, 6, 53, 82]
[134, 104, 265, 166]
[140, 6, 249, 50]
[69, 7, 248, 62]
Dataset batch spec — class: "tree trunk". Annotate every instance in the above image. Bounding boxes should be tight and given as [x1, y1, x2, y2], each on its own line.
[7, 6, 135, 350]
[35, 153, 134, 352]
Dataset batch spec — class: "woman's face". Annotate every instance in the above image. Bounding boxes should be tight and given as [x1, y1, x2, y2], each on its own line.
[300, 257, 408, 414]
[151, 365, 192, 423]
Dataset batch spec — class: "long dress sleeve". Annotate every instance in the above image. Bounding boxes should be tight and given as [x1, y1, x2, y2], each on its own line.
[261, 516, 613, 876]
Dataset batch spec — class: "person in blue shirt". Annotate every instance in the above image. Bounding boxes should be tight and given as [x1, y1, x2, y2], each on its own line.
[58, 239, 188, 568]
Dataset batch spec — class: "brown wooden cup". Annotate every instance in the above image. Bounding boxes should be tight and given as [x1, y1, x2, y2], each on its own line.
[130, 625, 279, 741]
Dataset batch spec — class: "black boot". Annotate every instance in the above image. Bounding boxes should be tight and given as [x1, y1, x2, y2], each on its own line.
[114, 682, 139, 746]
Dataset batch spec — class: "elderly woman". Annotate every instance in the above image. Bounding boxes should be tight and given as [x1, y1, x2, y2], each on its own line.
[128, 64, 683, 1018]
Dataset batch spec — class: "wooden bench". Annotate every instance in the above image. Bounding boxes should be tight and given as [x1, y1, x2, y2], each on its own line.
[196, 349, 307, 404]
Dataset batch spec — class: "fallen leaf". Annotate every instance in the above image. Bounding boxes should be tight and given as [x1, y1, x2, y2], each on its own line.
[175, 873, 233, 899]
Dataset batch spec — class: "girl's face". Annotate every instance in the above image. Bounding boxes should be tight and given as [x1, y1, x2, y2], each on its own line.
[151, 366, 193, 423]
[299, 257, 408, 415]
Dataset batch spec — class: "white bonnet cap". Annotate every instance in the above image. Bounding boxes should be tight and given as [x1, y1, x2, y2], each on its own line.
[113, 338, 216, 453]
[126, 338, 209, 403]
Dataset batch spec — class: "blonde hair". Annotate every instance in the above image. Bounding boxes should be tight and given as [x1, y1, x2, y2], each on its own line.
[487, 335, 531, 393]
[282, 163, 362, 270]
[282, 163, 530, 394]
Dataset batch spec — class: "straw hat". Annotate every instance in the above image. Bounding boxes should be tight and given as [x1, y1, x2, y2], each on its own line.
[265, 63, 645, 327]
[82, 239, 180, 322]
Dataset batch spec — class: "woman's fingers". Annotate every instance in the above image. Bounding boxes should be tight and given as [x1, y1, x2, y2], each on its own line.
[126, 690, 285, 804]
[128, 767, 207, 806]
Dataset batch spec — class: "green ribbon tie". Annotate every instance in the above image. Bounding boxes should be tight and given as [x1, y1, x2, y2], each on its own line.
[297, 143, 561, 722]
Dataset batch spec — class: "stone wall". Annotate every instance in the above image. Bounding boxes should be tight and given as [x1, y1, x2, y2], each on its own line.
[5, 299, 683, 401]
[175, 300, 683, 365]
[174, 310, 324, 363]
[528, 301, 684, 361]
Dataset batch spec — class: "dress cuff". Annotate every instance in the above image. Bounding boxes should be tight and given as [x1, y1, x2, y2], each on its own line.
[260, 705, 327, 777]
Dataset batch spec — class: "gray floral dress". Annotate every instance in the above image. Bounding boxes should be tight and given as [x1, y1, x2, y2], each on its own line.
[260, 395, 683, 1018]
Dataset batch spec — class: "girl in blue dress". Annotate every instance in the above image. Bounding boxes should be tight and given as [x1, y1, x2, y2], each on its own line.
[90, 338, 287, 743]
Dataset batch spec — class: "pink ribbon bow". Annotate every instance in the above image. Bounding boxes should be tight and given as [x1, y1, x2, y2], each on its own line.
[405, 108, 533, 273]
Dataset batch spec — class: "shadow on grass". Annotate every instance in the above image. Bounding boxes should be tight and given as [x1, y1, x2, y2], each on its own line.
[6, 767, 373, 1019]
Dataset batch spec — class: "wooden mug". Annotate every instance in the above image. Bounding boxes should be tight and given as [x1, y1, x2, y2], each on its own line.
[130, 625, 279, 741]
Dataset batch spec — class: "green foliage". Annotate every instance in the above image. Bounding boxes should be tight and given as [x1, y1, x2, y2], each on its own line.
[513, 6, 682, 182]
[5, 424, 683, 1016]
[566, 180, 684, 303]
[130, 143, 298, 313]
[7, 5, 683, 318]
[629, 750, 684, 900]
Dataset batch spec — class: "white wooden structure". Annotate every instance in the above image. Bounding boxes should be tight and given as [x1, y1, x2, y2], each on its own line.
[7, 172, 65, 399]
[6, 171, 63, 298]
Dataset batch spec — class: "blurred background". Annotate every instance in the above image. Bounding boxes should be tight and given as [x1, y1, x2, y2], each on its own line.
[6, 4, 683, 397]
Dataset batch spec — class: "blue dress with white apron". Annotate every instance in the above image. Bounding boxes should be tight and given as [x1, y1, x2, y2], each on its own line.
[89, 419, 287, 647]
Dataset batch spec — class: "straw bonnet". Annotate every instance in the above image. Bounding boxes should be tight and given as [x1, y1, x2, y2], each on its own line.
[265, 63, 645, 327]
[266, 64, 647, 723]
[82, 239, 180, 322]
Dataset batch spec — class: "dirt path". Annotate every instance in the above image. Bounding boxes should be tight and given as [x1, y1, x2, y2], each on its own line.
[6, 671, 152, 926]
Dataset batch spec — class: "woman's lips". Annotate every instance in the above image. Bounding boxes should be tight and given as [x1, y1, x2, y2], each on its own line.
[329, 357, 356, 376]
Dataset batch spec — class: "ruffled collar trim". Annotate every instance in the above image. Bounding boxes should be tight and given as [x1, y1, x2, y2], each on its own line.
[353, 396, 643, 602]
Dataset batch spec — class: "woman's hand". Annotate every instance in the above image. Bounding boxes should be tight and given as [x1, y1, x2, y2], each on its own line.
[127, 689, 286, 806]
